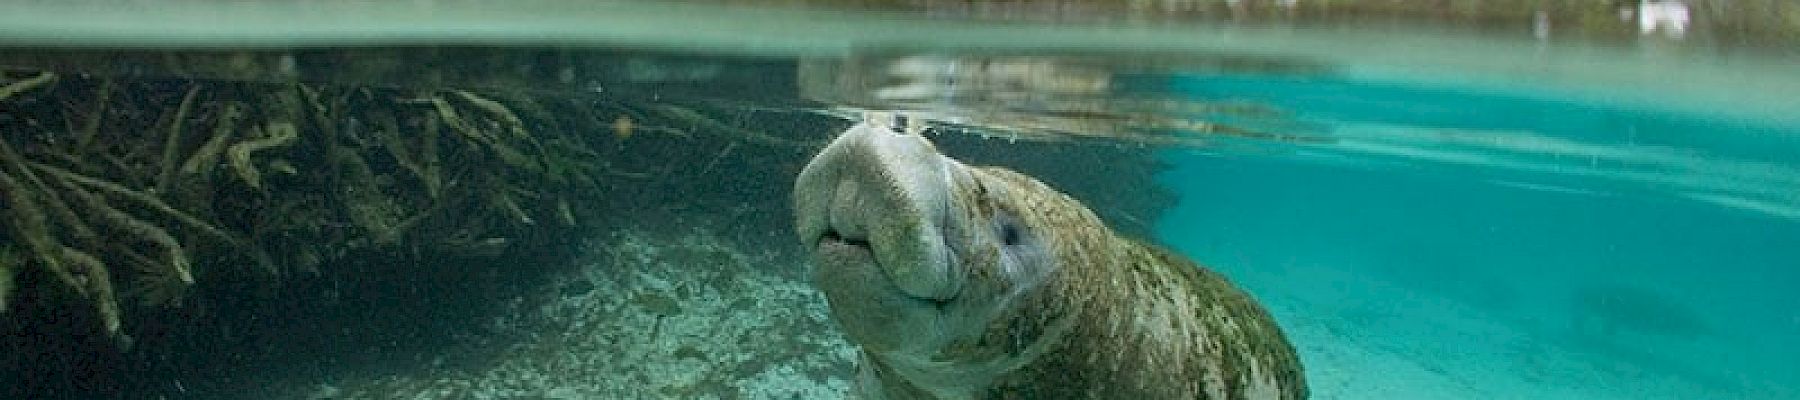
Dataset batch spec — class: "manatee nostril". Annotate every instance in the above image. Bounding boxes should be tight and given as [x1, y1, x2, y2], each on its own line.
[891, 115, 910, 134]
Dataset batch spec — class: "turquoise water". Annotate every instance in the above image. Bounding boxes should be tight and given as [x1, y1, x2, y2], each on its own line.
[1157, 74, 1800, 398]
[4, 1, 1799, 399]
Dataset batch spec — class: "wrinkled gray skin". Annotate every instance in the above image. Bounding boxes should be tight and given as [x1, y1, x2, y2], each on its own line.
[794, 118, 1307, 399]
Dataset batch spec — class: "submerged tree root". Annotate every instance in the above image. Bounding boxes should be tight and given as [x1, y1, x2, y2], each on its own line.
[0, 73, 620, 350]
[0, 71, 53, 101]
[0, 67, 835, 369]
[226, 122, 298, 190]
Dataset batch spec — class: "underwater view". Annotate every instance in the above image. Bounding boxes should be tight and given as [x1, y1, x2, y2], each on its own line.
[2, 0, 1798, 399]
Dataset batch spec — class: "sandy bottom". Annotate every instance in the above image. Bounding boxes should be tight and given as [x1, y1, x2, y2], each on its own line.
[290, 228, 1792, 399]
[1236, 261, 1795, 400]
[298, 228, 858, 399]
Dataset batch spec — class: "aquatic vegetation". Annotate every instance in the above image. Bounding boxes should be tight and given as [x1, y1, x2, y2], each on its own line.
[0, 248, 19, 315]
[0, 70, 626, 348]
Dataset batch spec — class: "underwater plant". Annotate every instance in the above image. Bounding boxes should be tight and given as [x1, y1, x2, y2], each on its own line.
[0, 70, 627, 348]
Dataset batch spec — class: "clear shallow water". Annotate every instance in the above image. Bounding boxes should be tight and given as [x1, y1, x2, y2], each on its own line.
[1156, 74, 1800, 398]
[3, 1, 1798, 399]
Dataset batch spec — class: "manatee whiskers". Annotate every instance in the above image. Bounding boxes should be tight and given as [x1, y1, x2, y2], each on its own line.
[795, 115, 1306, 399]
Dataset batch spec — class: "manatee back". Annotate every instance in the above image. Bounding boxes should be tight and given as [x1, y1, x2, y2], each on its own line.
[1000, 240, 1307, 400]
[966, 166, 1307, 399]
[1141, 243, 1307, 400]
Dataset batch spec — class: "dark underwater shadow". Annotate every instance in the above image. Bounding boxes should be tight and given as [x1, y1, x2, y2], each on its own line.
[1, 236, 585, 400]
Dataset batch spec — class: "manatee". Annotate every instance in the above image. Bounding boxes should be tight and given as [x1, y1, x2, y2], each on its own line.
[793, 115, 1307, 399]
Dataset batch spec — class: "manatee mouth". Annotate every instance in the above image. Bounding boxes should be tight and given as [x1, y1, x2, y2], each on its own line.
[813, 228, 874, 262]
[819, 229, 871, 250]
[812, 225, 954, 313]
[807, 199, 957, 312]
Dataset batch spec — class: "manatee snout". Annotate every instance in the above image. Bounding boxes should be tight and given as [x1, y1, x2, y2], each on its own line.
[794, 119, 968, 350]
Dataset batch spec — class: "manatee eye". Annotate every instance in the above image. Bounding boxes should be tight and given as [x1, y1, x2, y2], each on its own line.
[1000, 222, 1022, 246]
